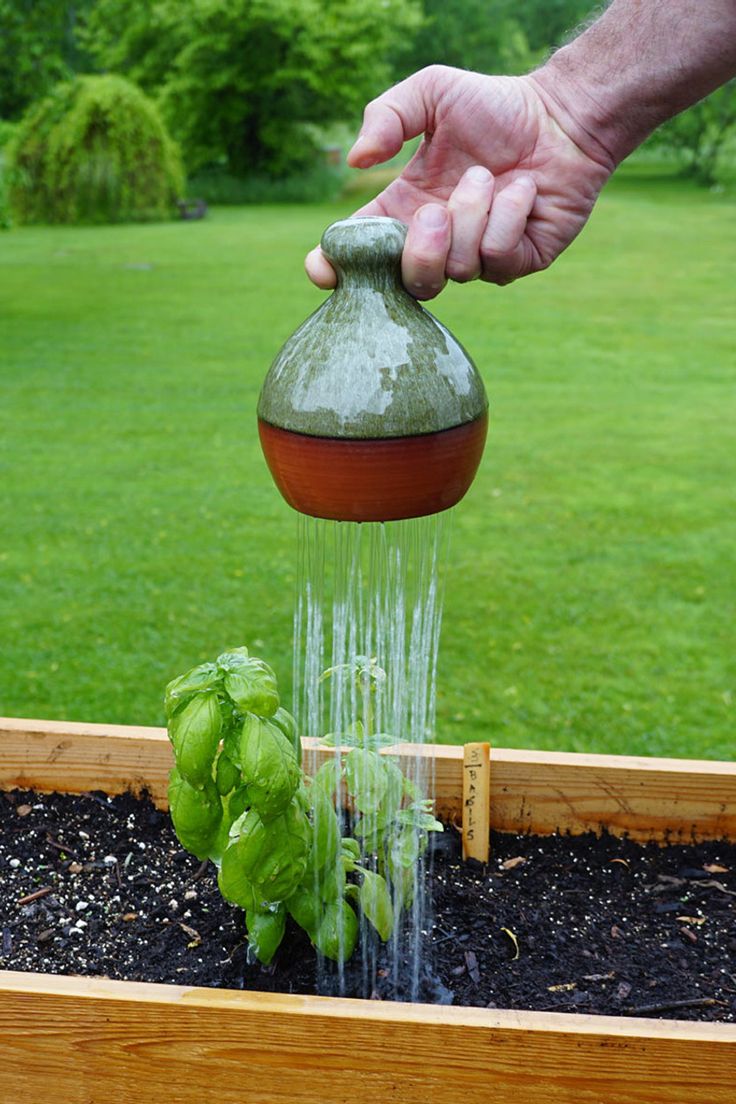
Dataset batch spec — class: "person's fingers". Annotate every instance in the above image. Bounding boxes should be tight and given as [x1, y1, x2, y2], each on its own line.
[445, 166, 494, 282]
[480, 176, 538, 284]
[305, 246, 336, 289]
[401, 203, 451, 300]
[347, 71, 433, 169]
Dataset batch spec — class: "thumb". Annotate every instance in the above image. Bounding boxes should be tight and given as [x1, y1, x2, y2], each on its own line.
[347, 71, 433, 169]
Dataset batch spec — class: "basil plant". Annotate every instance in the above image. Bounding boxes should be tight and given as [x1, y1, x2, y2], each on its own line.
[165, 646, 442, 967]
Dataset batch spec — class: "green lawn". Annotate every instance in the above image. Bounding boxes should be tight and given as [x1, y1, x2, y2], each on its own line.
[1, 169, 734, 759]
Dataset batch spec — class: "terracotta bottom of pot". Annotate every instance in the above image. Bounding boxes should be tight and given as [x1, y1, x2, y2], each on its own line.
[258, 413, 488, 522]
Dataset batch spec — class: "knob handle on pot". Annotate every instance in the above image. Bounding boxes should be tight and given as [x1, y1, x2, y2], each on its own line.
[320, 217, 406, 285]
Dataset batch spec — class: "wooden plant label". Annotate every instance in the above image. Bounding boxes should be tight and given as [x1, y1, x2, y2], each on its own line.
[462, 742, 491, 863]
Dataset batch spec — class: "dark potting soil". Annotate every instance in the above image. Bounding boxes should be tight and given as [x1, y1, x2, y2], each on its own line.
[1, 787, 736, 1022]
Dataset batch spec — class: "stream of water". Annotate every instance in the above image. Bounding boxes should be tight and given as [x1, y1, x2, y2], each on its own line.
[293, 513, 451, 1000]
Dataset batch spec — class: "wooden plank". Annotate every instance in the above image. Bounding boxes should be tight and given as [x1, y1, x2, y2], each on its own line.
[0, 971, 734, 1104]
[0, 717, 173, 807]
[1, 717, 736, 841]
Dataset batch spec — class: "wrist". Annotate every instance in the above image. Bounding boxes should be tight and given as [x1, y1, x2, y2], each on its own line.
[528, 50, 639, 172]
[530, 0, 736, 171]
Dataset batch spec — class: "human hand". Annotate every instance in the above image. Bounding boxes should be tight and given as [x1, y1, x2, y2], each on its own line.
[306, 65, 614, 300]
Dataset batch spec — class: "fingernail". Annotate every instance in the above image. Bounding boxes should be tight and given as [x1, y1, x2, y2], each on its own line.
[416, 204, 447, 229]
[467, 165, 492, 184]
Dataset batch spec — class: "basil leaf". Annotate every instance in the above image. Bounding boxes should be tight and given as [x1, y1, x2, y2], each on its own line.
[392, 825, 423, 869]
[344, 883, 361, 905]
[286, 884, 321, 935]
[168, 767, 222, 861]
[246, 903, 286, 965]
[215, 752, 240, 796]
[345, 748, 387, 814]
[238, 713, 300, 821]
[232, 801, 310, 901]
[312, 759, 342, 804]
[313, 900, 358, 962]
[308, 787, 341, 873]
[164, 662, 220, 720]
[218, 843, 257, 911]
[216, 646, 249, 671]
[340, 836, 360, 871]
[359, 870, 394, 942]
[271, 706, 301, 765]
[380, 758, 404, 821]
[387, 854, 415, 910]
[227, 784, 250, 822]
[168, 690, 222, 785]
[395, 806, 444, 834]
[224, 657, 279, 717]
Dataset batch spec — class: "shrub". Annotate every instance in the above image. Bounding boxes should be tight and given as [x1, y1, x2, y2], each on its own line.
[6, 74, 184, 225]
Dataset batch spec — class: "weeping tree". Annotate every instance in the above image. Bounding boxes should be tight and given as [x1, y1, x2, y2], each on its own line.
[7, 74, 183, 224]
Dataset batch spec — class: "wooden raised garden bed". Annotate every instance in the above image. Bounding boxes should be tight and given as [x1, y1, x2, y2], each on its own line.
[1, 716, 735, 1104]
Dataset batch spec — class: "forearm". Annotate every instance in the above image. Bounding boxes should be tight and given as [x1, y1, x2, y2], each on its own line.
[531, 0, 736, 169]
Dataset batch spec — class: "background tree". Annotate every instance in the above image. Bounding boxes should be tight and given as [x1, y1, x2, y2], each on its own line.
[0, 0, 94, 120]
[7, 74, 183, 224]
[646, 82, 736, 187]
[396, 0, 536, 78]
[395, 0, 598, 80]
[83, 0, 421, 178]
[514, 0, 597, 52]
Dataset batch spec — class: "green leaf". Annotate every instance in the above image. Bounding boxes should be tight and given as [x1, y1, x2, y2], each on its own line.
[164, 662, 220, 720]
[320, 656, 387, 697]
[313, 900, 358, 962]
[379, 757, 404, 821]
[308, 786, 341, 873]
[215, 752, 240, 796]
[246, 903, 286, 965]
[344, 748, 387, 815]
[387, 853, 415, 910]
[230, 801, 310, 902]
[168, 690, 222, 785]
[359, 870, 394, 941]
[238, 713, 300, 821]
[317, 863, 346, 903]
[312, 758, 342, 804]
[221, 719, 241, 761]
[286, 883, 321, 935]
[168, 767, 222, 861]
[340, 837, 360, 870]
[223, 657, 279, 717]
[218, 843, 258, 911]
[227, 784, 250, 822]
[392, 826, 423, 869]
[402, 776, 422, 801]
[216, 646, 249, 669]
[396, 806, 444, 834]
[320, 726, 396, 750]
[271, 705, 301, 765]
[344, 883, 361, 905]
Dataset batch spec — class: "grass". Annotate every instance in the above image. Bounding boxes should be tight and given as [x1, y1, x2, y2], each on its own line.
[1, 167, 734, 759]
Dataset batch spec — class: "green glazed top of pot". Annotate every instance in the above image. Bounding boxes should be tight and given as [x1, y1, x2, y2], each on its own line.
[258, 216, 488, 439]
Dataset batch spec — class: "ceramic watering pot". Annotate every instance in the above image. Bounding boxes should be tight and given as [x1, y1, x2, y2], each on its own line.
[258, 216, 488, 521]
